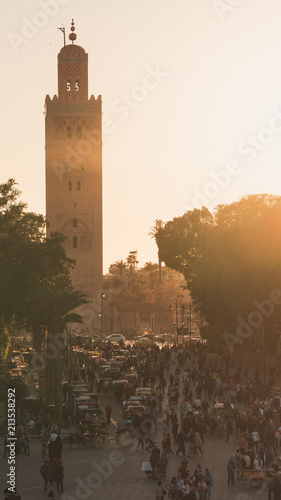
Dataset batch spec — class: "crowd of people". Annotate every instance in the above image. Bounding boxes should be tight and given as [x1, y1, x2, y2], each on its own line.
[6, 338, 281, 498]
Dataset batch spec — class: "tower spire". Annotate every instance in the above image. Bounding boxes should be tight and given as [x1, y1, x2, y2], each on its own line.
[69, 19, 77, 44]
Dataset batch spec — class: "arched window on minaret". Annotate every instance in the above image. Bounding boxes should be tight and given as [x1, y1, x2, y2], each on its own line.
[66, 126, 72, 138]
[77, 181, 81, 191]
[67, 80, 71, 91]
[73, 218, 77, 228]
[77, 127, 82, 139]
[75, 80, 80, 91]
[73, 235, 78, 248]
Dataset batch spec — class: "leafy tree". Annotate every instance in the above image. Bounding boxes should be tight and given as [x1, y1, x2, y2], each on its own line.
[0, 179, 75, 351]
[108, 259, 128, 277]
[142, 262, 158, 290]
[28, 285, 88, 425]
[126, 250, 139, 276]
[155, 195, 281, 349]
[149, 219, 164, 284]
[106, 251, 147, 302]
[0, 324, 11, 360]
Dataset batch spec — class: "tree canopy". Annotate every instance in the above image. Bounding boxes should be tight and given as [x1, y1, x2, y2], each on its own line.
[105, 251, 189, 308]
[0, 179, 75, 341]
[155, 194, 281, 347]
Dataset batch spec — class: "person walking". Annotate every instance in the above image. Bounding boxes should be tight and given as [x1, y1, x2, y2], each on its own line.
[194, 432, 203, 456]
[159, 452, 168, 478]
[265, 470, 274, 500]
[176, 473, 185, 499]
[227, 453, 236, 486]
[163, 434, 174, 457]
[182, 479, 190, 499]
[150, 448, 159, 479]
[23, 433, 31, 456]
[105, 404, 112, 425]
[252, 429, 260, 453]
[203, 468, 214, 499]
[41, 437, 48, 461]
[40, 459, 50, 494]
[166, 476, 178, 500]
[225, 418, 233, 442]
[166, 405, 171, 426]
[273, 477, 281, 500]
[156, 480, 166, 500]
[176, 430, 187, 457]
[54, 458, 64, 494]
[53, 433, 62, 460]
[172, 418, 179, 445]
[136, 427, 144, 451]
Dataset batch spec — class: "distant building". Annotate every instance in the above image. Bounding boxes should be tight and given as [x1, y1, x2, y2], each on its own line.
[108, 301, 172, 335]
[45, 21, 103, 328]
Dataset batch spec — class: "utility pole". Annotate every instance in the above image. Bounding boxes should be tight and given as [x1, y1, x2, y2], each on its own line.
[169, 305, 172, 335]
[101, 292, 106, 336]
[178, 295, 183, 344]
[189, 301, 192, 344]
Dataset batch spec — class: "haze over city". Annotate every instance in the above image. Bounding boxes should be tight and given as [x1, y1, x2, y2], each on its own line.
[2, 0, 281, 272]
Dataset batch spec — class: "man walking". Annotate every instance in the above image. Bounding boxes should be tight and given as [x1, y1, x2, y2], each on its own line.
[176, 429, 187, 457]
[203, 468, 214, 499]
[105, 404, 112, 425]
[136, 427, 144, 451]
[54, 458, 64, 494]
[40, 459, 50, 494]
[227, 454, 236, 486]
[159, 451, 168, 478]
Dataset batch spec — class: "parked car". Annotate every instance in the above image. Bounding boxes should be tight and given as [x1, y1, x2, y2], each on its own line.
[105, 334, 125, 343]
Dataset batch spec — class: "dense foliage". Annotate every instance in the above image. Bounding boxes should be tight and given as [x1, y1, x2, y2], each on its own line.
[155, 195, 281, 349]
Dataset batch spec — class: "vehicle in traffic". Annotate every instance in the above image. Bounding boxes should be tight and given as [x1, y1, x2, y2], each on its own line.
[134, 336, 154, 346]
[105, 334, 125, 343]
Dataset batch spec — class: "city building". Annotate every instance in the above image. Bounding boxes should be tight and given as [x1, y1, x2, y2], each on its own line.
[45, 21, 103, 328]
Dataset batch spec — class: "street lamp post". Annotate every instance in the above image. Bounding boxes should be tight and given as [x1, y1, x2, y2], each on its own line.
[101, 292, 106, 336]
[178, 295, 183, 344]
[189, 301, 192, 344]
[175, 300, 179, 345]
[181, 304, 185, 337]
[169, 305, 172, 335]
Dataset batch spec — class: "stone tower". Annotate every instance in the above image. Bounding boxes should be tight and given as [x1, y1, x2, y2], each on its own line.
[45, 20, 103, 329]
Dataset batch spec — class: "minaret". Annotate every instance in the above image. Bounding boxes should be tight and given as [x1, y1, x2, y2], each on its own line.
[45, 20, 103, 329]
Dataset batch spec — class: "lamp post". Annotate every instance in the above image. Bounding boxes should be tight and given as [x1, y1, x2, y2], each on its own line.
[101, 292, 106, 336]
[189, 301, 192, 344]
[178, 295, 183, 344]
[175, 300, 179, 345]
[169, 305, 172, 335]
[181, 303, 185, 337]
[67, 326, 74, 424]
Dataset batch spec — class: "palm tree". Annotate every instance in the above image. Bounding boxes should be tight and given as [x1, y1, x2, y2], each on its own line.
[126, 250, 139, 276]
[109, 259, 128, 277]
[28, 284, 88, 426]
[142, 262, 158, 290]
[149, 220, 164, 284]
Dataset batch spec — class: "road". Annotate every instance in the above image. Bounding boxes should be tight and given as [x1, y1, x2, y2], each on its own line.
[1, 391, 268, 500]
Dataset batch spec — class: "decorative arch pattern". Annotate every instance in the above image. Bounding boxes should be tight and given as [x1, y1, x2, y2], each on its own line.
[61, 218, 92, 250]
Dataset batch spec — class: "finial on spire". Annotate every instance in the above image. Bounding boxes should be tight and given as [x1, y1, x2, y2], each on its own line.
[69, 19, 77, 44]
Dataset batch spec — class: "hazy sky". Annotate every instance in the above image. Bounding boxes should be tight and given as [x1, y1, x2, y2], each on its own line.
[2, 0, 281, 273]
